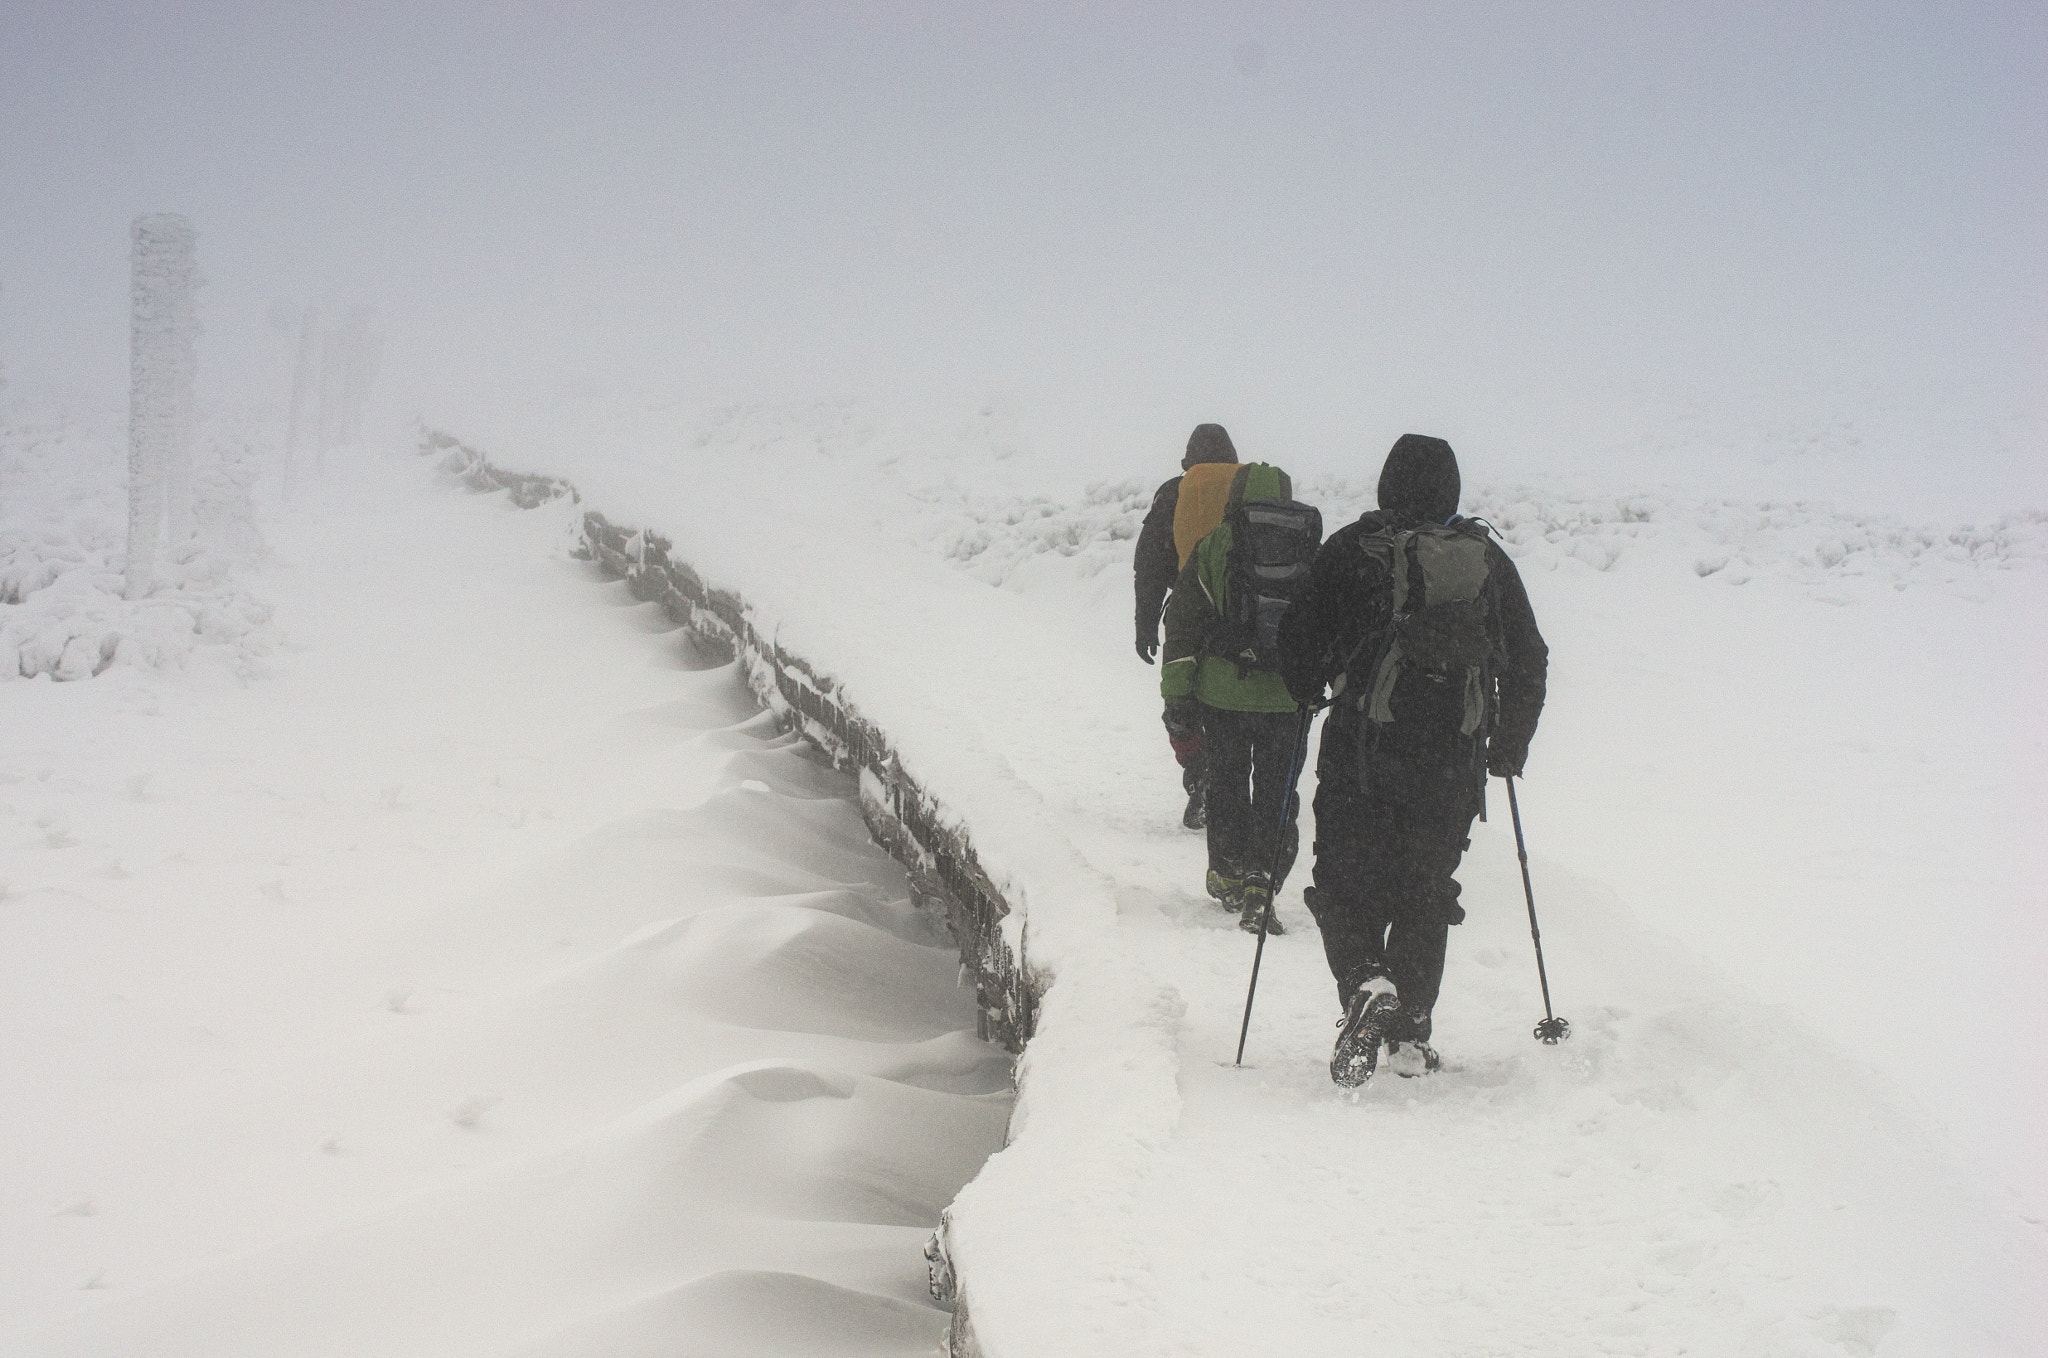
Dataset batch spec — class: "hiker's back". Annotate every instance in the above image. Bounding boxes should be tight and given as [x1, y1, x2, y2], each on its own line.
[1348, 517, 1500, 740]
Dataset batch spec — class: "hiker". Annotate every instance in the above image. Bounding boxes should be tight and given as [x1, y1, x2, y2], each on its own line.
[1134, 423, 1241, 829]
[1160, 461, 1320, 934]
[1277, 434, 1547, 1085]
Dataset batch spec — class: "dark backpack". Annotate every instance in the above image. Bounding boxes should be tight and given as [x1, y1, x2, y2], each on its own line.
[1213, 498, 1324, 671]
[1341, 519, 1501, 737]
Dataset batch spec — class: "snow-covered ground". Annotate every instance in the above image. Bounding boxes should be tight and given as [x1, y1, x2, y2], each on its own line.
[451, 400, 2047, 1356]
[0, 421, 1010, 1356]
[5, 399, 2044, 1356]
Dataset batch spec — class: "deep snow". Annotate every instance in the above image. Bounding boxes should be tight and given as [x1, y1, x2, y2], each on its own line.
[4, 399, 2045, 1357]
[450, 400, 2047, 1355]
[0, 429, 1010, 1356]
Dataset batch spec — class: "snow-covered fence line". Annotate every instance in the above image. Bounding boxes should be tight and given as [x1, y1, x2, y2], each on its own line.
[420, 427, 1036, 1048]
[423, 428, 1195, 1358]
[576, 509, 1040, 1053]
[421, 431, 581, 510]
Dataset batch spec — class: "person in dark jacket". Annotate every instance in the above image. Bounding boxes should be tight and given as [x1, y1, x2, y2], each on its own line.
[1278, 434, 1547, 1086]
[1135, 423, 1239, 829]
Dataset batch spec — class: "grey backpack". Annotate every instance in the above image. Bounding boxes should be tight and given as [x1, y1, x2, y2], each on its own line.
[1343, 519, 1500, 737]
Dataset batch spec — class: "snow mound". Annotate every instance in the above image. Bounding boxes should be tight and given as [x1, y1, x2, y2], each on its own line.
[679, 782, 920, 890]
[513, 1268, 945, 1358]
[0, 405, 275, 681]
[616, 663, 767, 731]
[612, 1060, 1012, 1227]
[622, 903, 974, 1042]
[716, 740, 860, 801]
[23, 1061, 992, 1358]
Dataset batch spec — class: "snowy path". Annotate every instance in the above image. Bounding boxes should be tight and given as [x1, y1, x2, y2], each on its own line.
[417, 418, 2047, 1356]
[1, 462, 1010, 1356]
[10, 427, 2044, 1357]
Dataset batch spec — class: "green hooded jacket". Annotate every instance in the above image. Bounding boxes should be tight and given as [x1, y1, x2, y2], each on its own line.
[1158, 463, 1301, 714]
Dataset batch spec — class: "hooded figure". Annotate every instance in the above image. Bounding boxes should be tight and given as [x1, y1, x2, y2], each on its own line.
[1134, 423, 1244, 829]
[1276, 434, 1548, 1086]
[1374, 433, 1461, 524]
[1137, 424, 1241, 662]
[1183, 422, 1238, 469]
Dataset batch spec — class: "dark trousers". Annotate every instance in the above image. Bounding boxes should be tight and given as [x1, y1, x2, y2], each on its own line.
[1201, 706, 1304, 884]
[1305, 717, 1481, 1025]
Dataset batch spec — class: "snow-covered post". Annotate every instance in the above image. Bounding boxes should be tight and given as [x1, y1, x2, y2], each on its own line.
[282, 305, 318, 500]
[126, 213, 199, 600]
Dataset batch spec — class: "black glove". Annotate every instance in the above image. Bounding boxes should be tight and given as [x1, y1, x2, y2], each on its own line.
[1136, 630, 1159, 664]
[1487, 742, 1528, 779]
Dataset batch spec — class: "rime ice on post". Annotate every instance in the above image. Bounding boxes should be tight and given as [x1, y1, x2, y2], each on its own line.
[126, 213, 199, 599]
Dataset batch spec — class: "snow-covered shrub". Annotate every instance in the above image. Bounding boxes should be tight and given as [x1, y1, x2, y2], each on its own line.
[0, 404, 275, 681]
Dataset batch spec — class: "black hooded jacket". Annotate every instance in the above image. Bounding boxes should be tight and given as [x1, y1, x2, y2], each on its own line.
[1133, 424, 1238, 640]
[1277, 435, 1547, 762]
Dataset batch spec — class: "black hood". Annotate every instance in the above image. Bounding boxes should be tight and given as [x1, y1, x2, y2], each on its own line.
[1377, 434, 1461, 523]
[1182, 423, 1239, 469]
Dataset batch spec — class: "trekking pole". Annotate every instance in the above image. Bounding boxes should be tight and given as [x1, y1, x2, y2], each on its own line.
[1505, 775, 1571, 1044]
[1233, 704, 1316, 1066]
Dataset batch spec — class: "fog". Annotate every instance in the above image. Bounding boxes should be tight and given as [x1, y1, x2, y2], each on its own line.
[4, 1, 2042, 501]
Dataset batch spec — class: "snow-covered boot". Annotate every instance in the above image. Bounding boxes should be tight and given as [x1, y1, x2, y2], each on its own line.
[1383, 1039, 1441, 1078]
[1205, 868, 1244, 911]
[1237, 871, 1285, 935]
[1182, 784, 1206, 830]
[1331, 975, 1401, 1087]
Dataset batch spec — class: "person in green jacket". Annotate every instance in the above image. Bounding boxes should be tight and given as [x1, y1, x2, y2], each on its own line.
[1159, 462, 1304, 933]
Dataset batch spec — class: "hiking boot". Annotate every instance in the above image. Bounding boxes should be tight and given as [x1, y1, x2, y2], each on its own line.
[1383, 1039, 1441, 1078]
[1237, 871, 1285, 935]
[1182, 785, 1206, 830]
[1331, 976, 1401, 1088]
[1389, 1003, 1433, 1047]
[1205, 868, 1244, 911]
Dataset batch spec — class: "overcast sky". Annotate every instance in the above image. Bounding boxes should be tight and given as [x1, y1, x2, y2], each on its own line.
[3, 1, 2042, 490]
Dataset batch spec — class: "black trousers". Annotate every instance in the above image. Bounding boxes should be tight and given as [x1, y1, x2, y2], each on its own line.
[1201, 706, 1304, 884]
[1305, 716, 1481, 1025]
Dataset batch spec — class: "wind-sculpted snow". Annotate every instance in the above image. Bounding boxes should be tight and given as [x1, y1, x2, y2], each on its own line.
[4, 457, 1011, 1357]
[622, 902, 979, 1042]
[611, 1061, 1013, 1227]
[16, 405, 2039, 1355]
[410, 407, 2043, 1355]
[0, 405, 274, 680]
[512, 1269, 951, 1358]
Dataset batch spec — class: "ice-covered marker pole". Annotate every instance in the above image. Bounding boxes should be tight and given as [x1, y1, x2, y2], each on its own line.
[125, 212, 199, 600]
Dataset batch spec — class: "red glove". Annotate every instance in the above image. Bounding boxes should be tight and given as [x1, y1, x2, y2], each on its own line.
[1163, 700, 1203, 766]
